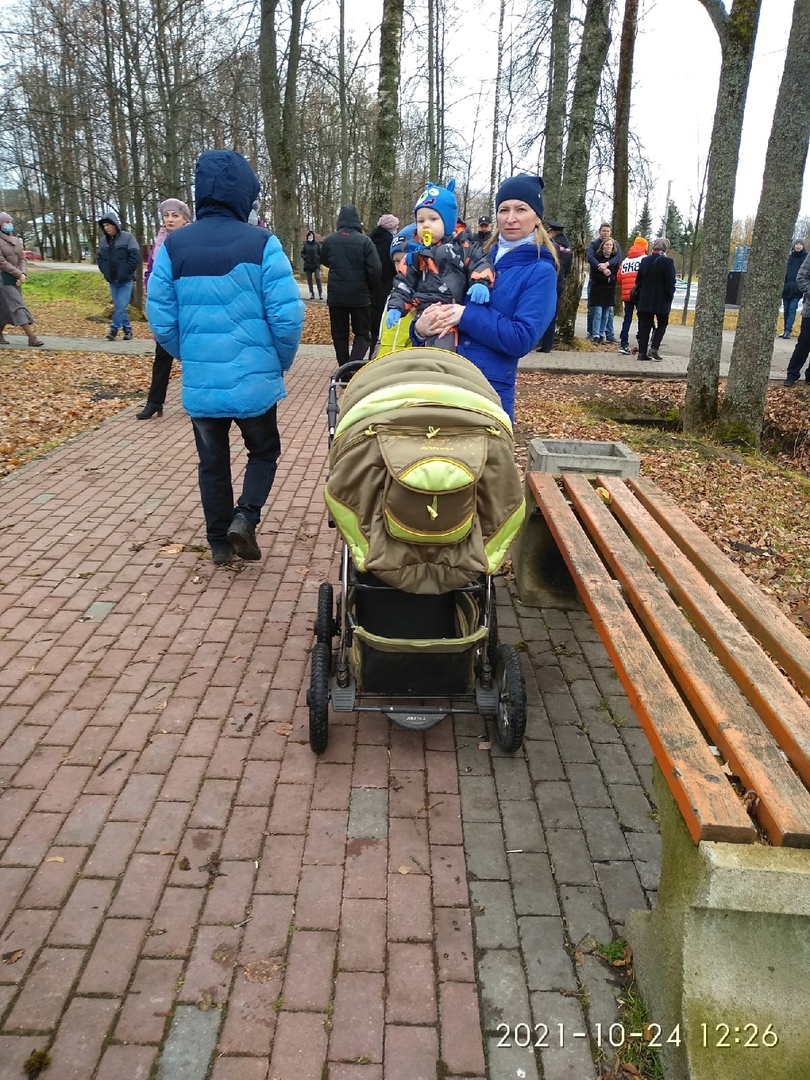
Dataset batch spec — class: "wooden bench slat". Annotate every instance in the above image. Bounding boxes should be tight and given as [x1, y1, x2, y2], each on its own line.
[627, 474, 810, 700]
[528, 472, 756, 844]
[564, 474, 810, 847]
[603, 475, 810, 792]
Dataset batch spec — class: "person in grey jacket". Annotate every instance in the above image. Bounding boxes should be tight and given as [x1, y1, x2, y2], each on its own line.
[97, 211, 142, 340]
[784, 254, 810, 385]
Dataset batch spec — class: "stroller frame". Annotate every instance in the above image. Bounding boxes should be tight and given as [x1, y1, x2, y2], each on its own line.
[307, 360, 527, 755]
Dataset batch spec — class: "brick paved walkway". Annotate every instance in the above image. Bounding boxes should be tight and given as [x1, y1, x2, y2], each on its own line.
[0, 349, 661, 1080]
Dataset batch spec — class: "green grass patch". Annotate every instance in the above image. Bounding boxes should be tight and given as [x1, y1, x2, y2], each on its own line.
[25, 269, 110, 303]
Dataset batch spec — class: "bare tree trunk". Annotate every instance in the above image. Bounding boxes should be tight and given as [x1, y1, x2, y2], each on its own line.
[680, 156, 709, 324]
[613, 0, 638, 251]
[259, 0, 304, 266]
[368, 0, 405, 222]
[542, 0, 570, 221]
[489, 0, 506, 207]
[556, 0, 612, 344]
[339, 0, 349, 204]
[718, 0, 810, 445]
[683, 0, 762, 433]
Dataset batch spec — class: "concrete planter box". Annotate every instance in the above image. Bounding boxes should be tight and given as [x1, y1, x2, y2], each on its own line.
[527, 438, 639, 478]
[514, 440, 640, 606]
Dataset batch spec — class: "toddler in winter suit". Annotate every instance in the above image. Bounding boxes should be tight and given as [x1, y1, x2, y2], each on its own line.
[385, 179, 495, 351]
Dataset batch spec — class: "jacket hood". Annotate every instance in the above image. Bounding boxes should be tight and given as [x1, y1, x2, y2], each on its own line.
[627, 241, 647, 258]
[195, 150, 259, 222]
[336, 205, 363, 232]
[98, 211, 121, 231]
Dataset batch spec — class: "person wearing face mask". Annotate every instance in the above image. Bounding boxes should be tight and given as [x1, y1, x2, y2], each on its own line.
[0, 212, 44, 347]
[138, 199, 193, 419]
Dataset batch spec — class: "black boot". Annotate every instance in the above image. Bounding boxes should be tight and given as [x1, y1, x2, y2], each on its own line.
[136, 402, 163, 420]
[227, 515, 261, 560]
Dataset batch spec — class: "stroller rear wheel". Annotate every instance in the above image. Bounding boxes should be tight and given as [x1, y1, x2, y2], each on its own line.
[315, 582, 336, 644]
[308, 642, 330, 753]
[489, 644, 527, 753]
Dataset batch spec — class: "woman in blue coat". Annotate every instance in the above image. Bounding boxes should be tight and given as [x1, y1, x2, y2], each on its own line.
[410, 174, 558, 421]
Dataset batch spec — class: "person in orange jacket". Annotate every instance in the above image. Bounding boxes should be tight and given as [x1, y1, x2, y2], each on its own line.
[616, 236, 648, 353]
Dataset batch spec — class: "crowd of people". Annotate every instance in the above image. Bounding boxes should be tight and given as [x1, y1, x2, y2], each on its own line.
[7, 148, 805, 561]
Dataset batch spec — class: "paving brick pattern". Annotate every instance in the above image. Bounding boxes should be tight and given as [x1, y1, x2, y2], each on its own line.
[0, 347, 661, 1079]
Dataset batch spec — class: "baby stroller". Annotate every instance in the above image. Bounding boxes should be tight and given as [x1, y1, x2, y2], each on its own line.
[308, 348, 528, 754]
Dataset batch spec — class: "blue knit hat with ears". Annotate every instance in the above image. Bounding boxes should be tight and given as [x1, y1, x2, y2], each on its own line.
[495, 174, 545, 220]
[414, 179, 458, 239]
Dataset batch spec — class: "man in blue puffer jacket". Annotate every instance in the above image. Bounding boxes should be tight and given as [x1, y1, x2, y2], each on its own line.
[147, 150, 304, 565]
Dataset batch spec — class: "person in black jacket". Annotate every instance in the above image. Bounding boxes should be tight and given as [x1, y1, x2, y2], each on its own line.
[97, 211, 142, 341]
[537, 221, 572, 352]
[368, 213, 400, 354]
[779, 240, 807, 338]
[320, 206, 382, 365]
[634, 237, 676, 361]
[586, 223, 622, 340]
[300, 231, 322, 300]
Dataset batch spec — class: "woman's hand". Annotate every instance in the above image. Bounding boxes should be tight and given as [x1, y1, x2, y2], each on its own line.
[415, 303, 463, 339]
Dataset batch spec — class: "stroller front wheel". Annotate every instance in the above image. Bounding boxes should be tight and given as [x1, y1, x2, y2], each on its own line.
[308, 642, 330, 754]
[489, 644, 527, 753]
[315, 582, 336, 644]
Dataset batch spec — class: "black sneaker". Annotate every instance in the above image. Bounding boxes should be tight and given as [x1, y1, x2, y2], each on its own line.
[784, 378, 798, 386]
[105, 330, 118, 341]
[123, 329, 133, 341]
[648, 348, 663, 360]
[211, 542, 233, 565]
[227, 515, 261, 560]
[618, 346, 631, 354]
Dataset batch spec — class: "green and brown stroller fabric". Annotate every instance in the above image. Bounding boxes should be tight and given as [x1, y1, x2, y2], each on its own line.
[324, 349, 526, 595]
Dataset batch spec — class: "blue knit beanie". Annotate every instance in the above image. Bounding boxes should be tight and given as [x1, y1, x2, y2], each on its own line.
[414, 179, 458, 239]
[390, 222, 418, 256]
[495, 175, 545, 221]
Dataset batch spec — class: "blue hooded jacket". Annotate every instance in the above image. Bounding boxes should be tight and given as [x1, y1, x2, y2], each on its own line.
[146, 150, 304, 419]
[454, 242, 557, 420]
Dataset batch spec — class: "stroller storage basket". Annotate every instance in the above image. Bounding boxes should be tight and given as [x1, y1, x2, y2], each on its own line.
[350, 585, 485, 696]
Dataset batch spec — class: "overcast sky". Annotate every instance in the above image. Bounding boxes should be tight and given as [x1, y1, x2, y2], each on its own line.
[348, 0, 808, 231]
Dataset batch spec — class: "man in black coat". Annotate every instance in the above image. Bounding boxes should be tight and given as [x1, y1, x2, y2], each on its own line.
[367, 213, 400, 355]
[320, 206, 382, 365]
[97, 211, 142, 341]
[780, 240, 807, 338]
[537, 221, 573, 353]
[300, 231, 322, 300]
[634, 237, 676, 361]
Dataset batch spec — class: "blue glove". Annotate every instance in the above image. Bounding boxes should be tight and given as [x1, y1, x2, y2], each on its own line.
[385, 309, 402, 329]
[467, 283, 490, 304]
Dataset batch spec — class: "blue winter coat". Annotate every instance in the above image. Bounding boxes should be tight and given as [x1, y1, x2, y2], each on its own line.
[146, 150, 304, 420]
[452, 242, 557, 420]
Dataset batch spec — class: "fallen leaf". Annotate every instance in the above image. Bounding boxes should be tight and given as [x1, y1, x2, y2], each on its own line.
[622, 1065, 642, 1077]
[2, 949, 24, 964]
[397, 866, 411, 875]
[275, 723, 293, 736]
[198, 990, 215, 1011]
[45, 856, 65, 863]
[155, 700, 168, 712]
[178, 856, 191, 871]
[159, 543, 185, 555]
[243, 959, 281, 983]
[478, 740, 492, 750]
[159, 849, 177, 856]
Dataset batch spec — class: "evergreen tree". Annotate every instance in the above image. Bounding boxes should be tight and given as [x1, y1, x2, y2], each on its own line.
[632, 199, 653, 243]
[660, 201, 685, 250]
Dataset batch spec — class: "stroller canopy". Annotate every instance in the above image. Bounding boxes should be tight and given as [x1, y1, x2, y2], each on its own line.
[325, 349, 526, 593]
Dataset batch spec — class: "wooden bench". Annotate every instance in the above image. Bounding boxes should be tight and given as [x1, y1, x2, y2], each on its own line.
[521, 470, 810, 1080]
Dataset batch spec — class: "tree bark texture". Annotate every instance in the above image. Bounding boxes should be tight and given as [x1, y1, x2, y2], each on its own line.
[556, 0, 612, 344]
[259, 0, 304, 266]
[683, 0, 761, 433]
[718, 0, 810, 445]
[369, 0, 405, 223]
[613, 0, 638, 251]
[541, 0, 571, 221]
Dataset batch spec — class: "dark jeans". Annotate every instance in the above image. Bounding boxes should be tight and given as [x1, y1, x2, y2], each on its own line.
[620, 300, 636, 348]
[783, 295, 800, 335]
[305, 268, 322, 297]
[637, 310, 669, 355]
[538, 292, 562, 352]
[329, 305, 372, 365]
[146, 343, 174, 406]
[786, 316, 810, 382]
[191, 406, 281, 545]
